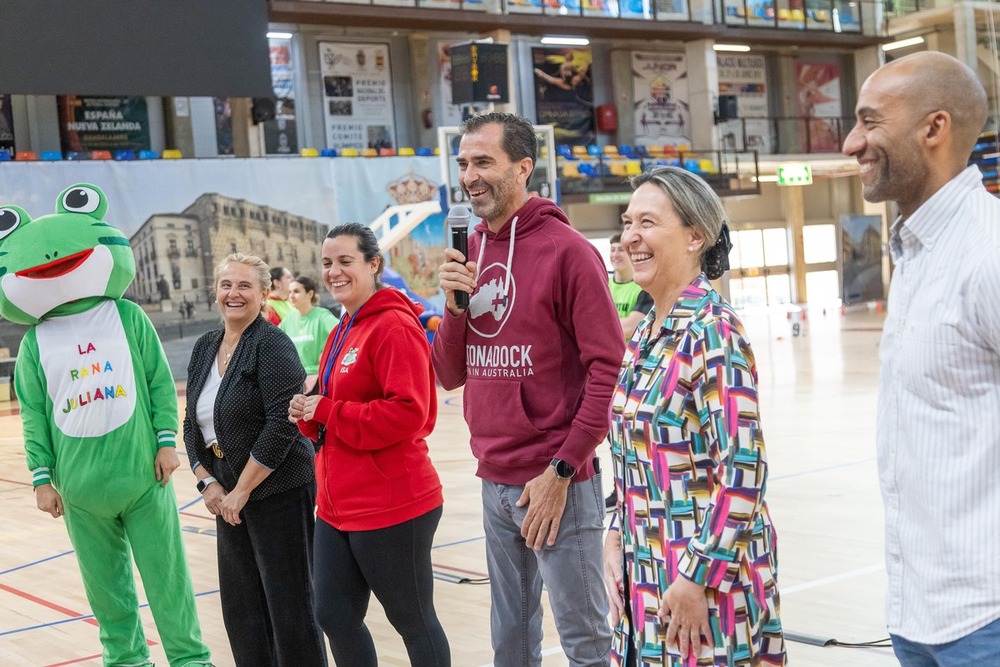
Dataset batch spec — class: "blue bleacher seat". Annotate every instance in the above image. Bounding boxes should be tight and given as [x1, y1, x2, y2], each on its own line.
[41, 151, 63, 161]
[65, 151, 88, 161]
[138, 149, 159, 160]
[416, 147, 434, 156]
[114, 150, 137, 161]
[320, 148, 338, 157]
[0, 150, 12, 162]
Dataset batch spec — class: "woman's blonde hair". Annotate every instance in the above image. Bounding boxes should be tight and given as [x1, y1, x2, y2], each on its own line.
[213, 253, 271, 313]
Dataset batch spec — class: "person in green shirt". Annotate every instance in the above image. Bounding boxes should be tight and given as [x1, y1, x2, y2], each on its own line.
[605, 233, 653, 509]
[278, 275, 338, 394]
[266, 266, 294, 324]
[608, 232, 652, 337]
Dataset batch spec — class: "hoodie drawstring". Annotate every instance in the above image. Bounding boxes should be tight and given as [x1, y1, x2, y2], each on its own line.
[476, 216, 518, 307]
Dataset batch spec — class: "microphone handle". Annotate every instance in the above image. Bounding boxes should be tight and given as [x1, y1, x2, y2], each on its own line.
[451, 225, 470, 309]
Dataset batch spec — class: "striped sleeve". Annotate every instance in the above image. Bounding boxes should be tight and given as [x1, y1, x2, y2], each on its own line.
[677, 316, 768, 593]
[14, 331, 57, 487]
[156, 429, 177, 449]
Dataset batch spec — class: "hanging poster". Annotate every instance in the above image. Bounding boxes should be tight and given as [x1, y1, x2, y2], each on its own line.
[57, 96, 151, 153]
[0, 95, 13, 153]
[717, 54, 771, 154]
[532, 47, 594, 146]
[796, 62, 842, 153]
[631, 51, 690, 147]
[213, 97, 234, 156]
[320, 42, 396, 152]
[840, 214, 884, 304]
[438, 42, 465, 128]
[264, 37, 298, 155]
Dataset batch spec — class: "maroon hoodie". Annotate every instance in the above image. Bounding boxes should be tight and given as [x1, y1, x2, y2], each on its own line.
[432, 197, 624, 484]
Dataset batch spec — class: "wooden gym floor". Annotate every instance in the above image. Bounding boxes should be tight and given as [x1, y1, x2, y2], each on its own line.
[1, 308, 899, 666]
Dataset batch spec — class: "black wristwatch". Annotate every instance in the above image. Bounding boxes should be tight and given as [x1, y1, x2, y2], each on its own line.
[196, 476, 217, 494]
[550, 458, 576, 480]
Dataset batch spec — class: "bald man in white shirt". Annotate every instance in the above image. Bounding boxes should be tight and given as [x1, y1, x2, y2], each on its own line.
[843, 51, 1000, 665]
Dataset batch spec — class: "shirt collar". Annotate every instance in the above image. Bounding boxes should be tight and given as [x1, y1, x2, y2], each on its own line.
[890, 165, 982, 260]
[639, 274, 712, 339]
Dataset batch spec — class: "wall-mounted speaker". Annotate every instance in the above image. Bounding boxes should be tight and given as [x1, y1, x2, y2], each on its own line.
[252, 97, 276, 124]
[717, 94, 739, 123]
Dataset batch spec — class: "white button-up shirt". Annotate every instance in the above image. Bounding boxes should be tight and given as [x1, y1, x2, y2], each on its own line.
[878, 165, 1000, 644]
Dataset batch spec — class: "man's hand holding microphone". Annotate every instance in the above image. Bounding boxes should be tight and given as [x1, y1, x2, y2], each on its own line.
[439, 205, 477, 316]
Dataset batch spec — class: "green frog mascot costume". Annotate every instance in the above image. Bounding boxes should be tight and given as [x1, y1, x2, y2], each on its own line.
[0, 185, 213, 667]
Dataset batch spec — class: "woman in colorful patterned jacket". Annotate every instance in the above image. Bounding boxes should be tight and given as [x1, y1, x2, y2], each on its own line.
[603, 166, 785, 667]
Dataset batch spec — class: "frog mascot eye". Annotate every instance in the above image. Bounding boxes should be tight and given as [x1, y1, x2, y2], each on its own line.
[60, 186, 105, 215]
[0, 206, 26, 241]
[0, 183, 134, 325]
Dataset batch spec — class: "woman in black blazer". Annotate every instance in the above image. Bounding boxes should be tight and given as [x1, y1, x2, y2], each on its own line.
[184, 253, 326, 667]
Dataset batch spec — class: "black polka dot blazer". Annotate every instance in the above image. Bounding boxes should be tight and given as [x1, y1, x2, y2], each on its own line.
[184, 315, 315, 502]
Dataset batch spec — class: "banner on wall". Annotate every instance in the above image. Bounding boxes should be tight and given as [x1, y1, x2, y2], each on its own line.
[717, 54, 771, 154]
[796, 62, 842, 153]
[319, 42, 396, 152]
[841, 214, 884, 304]
[451, 43, 509, 104]
[264, 37, 298, 155]
[0, 156, 446, 304]
[0, 95, 13, 153]
[213, 97, 234, 156]
[631, 51, 690, 147]
[57, 96, 151, 153]
[532, 47, 594, 146]
[438, 42, 465, 127]
[0, 157, 447, 238]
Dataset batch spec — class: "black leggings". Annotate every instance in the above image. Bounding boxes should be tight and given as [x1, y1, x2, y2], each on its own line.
[313, 507, 451, 667]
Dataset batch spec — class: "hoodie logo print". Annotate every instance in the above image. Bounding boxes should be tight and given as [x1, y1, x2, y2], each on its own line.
[468, 262, 515, 339]
[341, 347, 359, 370]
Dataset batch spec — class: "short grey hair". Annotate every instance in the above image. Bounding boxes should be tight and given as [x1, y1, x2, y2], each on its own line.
[628, 166, 725, 248]
[629, 166, 730, 279]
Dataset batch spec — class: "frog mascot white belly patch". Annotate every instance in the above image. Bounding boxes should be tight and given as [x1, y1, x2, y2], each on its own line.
[0, 185, 214, 667]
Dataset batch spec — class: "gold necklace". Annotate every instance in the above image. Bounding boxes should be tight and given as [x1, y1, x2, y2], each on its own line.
[221, 340, 237, 367]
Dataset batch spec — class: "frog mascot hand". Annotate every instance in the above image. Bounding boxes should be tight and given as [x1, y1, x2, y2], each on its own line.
[0, 185, 214, 667]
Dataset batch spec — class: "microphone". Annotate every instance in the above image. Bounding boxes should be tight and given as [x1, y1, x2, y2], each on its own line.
[447, 205, 472, 310]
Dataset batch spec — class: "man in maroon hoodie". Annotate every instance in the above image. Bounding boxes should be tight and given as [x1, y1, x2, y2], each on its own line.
[433, 112, 624, 666]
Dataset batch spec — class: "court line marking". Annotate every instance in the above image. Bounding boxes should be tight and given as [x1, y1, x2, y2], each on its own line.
[0, 549, 74, 576]
[781, 563, 884, 596]
[769, 456, 876, 482]
[0, 589, 219, 638]
[473, 562, 887, 666]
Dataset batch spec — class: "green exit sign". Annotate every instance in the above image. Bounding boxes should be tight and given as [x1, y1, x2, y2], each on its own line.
[777, 163, 813, 186]
[588, 192, 632, 204]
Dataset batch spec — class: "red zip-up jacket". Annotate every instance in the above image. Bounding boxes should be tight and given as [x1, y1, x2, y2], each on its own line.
[298, 287, 442, 531]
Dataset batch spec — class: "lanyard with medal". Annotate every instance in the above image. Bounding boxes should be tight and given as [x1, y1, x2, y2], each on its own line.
[316, 304, 362, 445]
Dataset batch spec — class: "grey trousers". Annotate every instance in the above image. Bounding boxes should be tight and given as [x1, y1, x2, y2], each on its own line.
[482, 476, 612, 667]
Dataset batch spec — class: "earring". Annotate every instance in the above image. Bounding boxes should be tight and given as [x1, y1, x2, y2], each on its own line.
[687, 246, 694, 252]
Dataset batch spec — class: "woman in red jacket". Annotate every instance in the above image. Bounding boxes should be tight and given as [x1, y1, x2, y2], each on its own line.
[288, 222, 449, 666]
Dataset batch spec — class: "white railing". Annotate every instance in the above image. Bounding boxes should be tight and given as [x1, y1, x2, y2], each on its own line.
[369, 199, 442, 252]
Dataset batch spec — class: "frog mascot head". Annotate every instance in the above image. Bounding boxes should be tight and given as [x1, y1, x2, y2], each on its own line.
[0, 183, 135, 324]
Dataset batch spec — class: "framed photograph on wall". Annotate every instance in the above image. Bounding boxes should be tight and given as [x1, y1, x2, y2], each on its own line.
[319, 42, 397, 152]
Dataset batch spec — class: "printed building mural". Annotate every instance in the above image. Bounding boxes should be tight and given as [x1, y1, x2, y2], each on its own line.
[129, 194, 328, 310]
